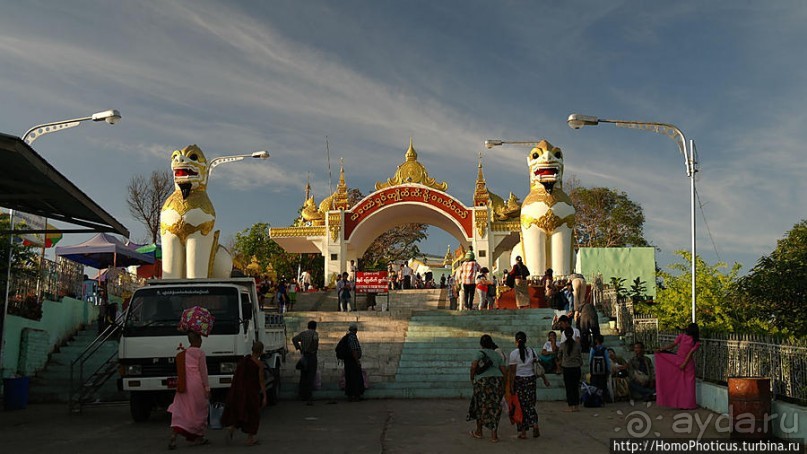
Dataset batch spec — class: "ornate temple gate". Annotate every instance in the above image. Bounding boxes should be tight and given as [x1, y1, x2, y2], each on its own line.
[269, 141, 525, 284]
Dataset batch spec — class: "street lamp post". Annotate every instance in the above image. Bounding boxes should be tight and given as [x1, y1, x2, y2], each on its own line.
[566, 113, 698, 324]
[22, 109, 121, 144]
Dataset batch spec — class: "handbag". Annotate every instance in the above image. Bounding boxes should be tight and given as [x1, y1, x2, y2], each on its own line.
[531, 348, 545, 377]
[475, 351, 492, 374]
[208, 402, 225, 430]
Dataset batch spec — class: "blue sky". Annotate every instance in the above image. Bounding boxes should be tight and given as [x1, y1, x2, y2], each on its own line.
[1, 1, 805, 274]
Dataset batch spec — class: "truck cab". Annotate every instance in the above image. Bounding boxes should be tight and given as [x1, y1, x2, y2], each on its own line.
[118, 278, 285, 422]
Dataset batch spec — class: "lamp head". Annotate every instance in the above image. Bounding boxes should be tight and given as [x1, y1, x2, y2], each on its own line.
[484, 139, 503, 149]
[567, 113, 599, 130]
[251, 150, 269, 159]
[91, 109, 122, 125]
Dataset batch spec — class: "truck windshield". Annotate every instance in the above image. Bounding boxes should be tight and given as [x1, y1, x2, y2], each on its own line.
[124, 286, 240, 336]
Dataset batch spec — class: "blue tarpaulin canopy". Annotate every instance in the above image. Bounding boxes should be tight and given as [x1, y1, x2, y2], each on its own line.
[55, 233, 155, 269]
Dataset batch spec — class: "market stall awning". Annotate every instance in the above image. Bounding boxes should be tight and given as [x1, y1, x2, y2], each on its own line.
[0, 132, 129, 236]
[55, 232, 155, 268]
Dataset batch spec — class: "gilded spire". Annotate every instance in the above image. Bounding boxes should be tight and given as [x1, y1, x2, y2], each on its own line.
[443, 244, 452, 266]
[473, 152, 490, 206]
[304, 173, 311, 202]
[405, 137, 417, 161]
[318, 159, 350, 212]
[332, 158, 349, 209]
[375, 139, 448, 191]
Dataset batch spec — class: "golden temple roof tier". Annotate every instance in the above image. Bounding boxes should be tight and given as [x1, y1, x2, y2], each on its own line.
[319, 163, 351, 213]
[375, 139, 448, 192]
[473, 154, 489, 206]
[269, 226, 326, 253]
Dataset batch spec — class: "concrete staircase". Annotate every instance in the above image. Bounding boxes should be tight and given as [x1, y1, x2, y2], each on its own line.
[28, 325, 125, 403]
[280, 289, 626, 401]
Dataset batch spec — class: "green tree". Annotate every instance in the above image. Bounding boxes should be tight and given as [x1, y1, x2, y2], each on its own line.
[361, 224, 428, 270]
[739, 220, 807, 336]
[569, 186, 649, 249]
[231, 222, 324, 286]
[653, 251, 748, 333]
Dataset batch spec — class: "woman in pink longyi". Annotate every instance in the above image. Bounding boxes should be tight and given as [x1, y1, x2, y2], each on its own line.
[655, 323, 700, 410]
[168, 331, 210, 449]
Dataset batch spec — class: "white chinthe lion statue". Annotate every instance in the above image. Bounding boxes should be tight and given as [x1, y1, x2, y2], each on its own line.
[518, 139, 576, 279]
[160, 144, 233, 279]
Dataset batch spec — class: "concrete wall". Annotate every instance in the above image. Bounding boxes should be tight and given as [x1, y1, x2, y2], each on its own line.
[698, 380, 807, 442]
[2, 296, 99, 379]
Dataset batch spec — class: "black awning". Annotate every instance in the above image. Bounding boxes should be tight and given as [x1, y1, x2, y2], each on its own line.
[0, 132, 129, 237]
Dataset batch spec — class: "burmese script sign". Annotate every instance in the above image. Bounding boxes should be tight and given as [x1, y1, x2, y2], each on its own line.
[343, 185, 473, 240]
[354, 271, 388, 293]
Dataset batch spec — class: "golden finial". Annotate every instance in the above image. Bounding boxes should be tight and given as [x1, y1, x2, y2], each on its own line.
[473, 151, 489, 206]
[305, 173, 311, 201]
[375, 140, 448, 191]
[405, 137, 417, 161]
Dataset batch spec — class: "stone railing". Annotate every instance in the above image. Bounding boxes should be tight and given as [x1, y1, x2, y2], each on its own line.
[659, 331, 807, 405]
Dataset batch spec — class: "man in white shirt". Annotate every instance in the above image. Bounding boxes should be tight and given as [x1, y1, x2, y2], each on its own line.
[349, 260, 357, 282]
[401, 262, 413, 289]
[301, 270, 312, 292]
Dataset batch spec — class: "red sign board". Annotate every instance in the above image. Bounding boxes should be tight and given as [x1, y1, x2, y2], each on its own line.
[354, 271, 388, 293]
[344, 185, 473, 240]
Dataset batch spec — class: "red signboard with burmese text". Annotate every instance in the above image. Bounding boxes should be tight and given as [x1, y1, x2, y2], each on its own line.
[354, 271, 388, 293]
[343, 185, 473, 240]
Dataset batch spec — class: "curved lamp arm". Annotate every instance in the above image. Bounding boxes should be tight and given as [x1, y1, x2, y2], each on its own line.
[567, 114, 694, 176]
[208, 150, 269, 176]
[23, 109, 121, 145]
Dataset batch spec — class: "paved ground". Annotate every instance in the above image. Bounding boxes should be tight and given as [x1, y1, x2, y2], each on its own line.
[0, 398, 730, 453]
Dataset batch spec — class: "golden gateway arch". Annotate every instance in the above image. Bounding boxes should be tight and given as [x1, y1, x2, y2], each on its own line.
[269, 140, 527, 282]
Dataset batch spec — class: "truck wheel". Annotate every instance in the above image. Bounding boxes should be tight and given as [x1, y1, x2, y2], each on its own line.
[267, 366, 280, 406]
[130, 393, 152, 422]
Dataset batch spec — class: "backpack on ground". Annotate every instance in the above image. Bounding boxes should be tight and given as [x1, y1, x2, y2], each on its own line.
[581, 382, 604, 408]
[590, 347, 607, 376]
[335, 334, 351, 360]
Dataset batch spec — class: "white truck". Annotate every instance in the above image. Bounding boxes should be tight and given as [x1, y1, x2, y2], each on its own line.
[117, 278, 286, 422]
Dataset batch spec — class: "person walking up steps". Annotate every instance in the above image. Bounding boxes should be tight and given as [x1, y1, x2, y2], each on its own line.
[459, 251, 480, 310]
[292, 320, 319, 405]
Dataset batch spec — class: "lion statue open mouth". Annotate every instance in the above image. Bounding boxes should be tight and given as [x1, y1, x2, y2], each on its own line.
[160, 144, 232, 279]
[519, 140, 576, 278]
